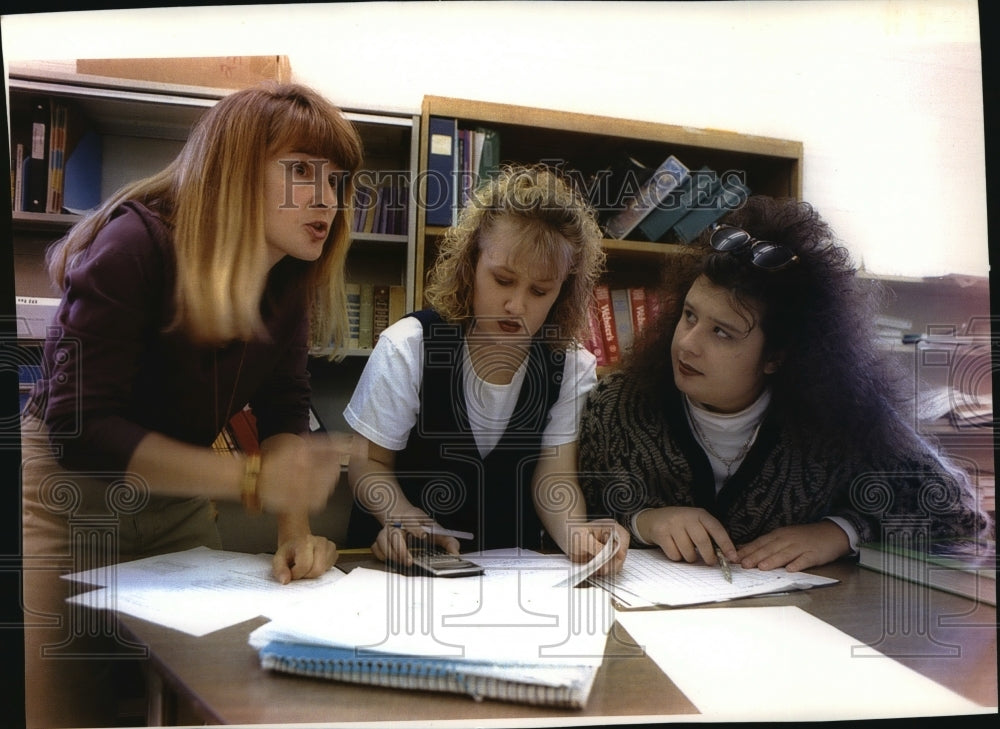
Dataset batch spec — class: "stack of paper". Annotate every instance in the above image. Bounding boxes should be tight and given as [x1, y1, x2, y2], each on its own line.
[249, 565, 614, 707]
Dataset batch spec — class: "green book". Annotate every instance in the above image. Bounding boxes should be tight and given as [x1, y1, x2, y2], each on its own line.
[671, 174, 751, 244]
[859, 538, 996, 605]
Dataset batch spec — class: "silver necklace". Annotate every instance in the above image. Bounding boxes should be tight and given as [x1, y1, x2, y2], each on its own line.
[686, 403, 762, 479]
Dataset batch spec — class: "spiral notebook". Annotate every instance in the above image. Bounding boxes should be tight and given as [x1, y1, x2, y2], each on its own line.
[249, 556, 616, 708]
[258, 640, 599, 707]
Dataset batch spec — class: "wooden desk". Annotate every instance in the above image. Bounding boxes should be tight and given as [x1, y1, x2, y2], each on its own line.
[118, 558, 997, 725]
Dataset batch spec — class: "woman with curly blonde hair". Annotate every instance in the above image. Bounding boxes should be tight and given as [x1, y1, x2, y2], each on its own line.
[345, 164, 628, 570]
[21, 82, 362, 728]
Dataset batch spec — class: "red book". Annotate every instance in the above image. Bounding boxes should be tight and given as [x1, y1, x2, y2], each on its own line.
[593, 284, 620, 365]
[628, 287, 648, 340]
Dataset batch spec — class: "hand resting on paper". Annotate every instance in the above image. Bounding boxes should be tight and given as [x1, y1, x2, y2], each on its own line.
[635, 506, 738, 567]
[272, 533, 339, 585]
[736, 521, 850, 572]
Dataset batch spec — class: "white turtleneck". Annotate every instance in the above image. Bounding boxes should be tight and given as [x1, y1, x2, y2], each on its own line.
[685, 389, 772, 494]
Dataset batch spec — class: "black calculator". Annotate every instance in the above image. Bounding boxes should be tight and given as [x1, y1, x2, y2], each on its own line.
[401, 543, 484, 578]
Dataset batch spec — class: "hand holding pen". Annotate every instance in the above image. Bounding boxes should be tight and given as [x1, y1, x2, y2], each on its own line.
[635, 506, 738, 580]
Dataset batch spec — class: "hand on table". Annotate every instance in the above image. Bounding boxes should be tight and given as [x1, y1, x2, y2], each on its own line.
[736, 521, 850, 572]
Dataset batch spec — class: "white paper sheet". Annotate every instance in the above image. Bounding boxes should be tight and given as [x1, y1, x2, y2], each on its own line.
[63, 547, 347, 636]
[249, 565, 613, 666]
[590, 547, 837, 607]
[616, 605, 987, 720]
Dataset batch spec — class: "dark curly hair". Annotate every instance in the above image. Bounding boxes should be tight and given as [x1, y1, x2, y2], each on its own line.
[627, 195, 917, 457]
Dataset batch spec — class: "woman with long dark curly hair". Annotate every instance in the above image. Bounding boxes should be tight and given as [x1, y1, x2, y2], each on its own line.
[579, 195, 990, 573]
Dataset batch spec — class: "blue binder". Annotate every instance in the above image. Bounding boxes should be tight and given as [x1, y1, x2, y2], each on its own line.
[425, 116, 457, 227]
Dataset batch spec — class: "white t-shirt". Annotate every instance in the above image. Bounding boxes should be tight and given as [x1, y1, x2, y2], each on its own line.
[344, 316, 598, 458]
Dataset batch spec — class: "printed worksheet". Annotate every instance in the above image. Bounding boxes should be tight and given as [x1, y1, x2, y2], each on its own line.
[589, 548, 837, 607]
[63, 547, 348, 636]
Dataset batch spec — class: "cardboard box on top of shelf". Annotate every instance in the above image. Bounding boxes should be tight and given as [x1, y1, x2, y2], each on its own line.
[76, 56, 291, 90]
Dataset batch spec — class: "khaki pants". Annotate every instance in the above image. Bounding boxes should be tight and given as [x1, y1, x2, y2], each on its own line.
[21, 413, 221, 728]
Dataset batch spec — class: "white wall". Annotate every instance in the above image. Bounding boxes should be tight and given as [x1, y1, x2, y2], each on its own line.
[2, 1, 988, 278]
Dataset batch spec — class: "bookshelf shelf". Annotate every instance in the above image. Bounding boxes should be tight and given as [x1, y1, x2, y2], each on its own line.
[11, 210, 81, 232]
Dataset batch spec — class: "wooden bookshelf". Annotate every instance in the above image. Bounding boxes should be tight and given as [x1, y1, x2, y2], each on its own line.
[414, 95, 803, 306]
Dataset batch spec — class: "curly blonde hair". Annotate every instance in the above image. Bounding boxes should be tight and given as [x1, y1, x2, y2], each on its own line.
[424, 164, 605, 346]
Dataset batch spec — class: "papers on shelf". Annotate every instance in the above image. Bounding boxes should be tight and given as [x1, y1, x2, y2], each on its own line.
[617, 606, 984, 720]
[590, 548, 837, 608]
[62, 547, 348, 636]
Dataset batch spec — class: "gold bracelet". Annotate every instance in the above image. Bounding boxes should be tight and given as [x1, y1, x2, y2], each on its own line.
[240, 452, 262, 514]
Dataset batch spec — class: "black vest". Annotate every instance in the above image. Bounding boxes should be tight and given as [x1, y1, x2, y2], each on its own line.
[347, 309, 565, 551]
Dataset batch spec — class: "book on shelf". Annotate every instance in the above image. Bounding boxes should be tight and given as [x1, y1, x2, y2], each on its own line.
[387, 284, 406, 327]
[46, 99, 68, 214]
[475, 126, 501, 182]
[12, 141, 24, 213]
[588, 152, 652, 227]
[634, 171, 698, 243]
[352, 183, 376, 233]
[671, 172, 752, 244]
[609, 288, 633, 355]
[592, 284, 620, 365]
[372, 284, 391, 345]
[426, 116, 457, 227]
[21, 96, 50, 213]
[358, 283, 375, 350]
[628, 287, 648, 340]
[345, 282, 362, 349]
[858, 538, 996, 606]
[457, 128, 472, 209]
[454, 126, 501, 212]
[603, 155, 689, 240]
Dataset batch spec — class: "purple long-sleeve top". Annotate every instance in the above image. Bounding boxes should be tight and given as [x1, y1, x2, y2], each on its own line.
[28, 201, 313, 472]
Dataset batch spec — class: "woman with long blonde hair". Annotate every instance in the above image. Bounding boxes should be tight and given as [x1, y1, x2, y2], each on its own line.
[21, 82, 362, 728]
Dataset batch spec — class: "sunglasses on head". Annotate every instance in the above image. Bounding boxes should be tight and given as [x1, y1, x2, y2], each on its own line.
[709, 224, 799, 271]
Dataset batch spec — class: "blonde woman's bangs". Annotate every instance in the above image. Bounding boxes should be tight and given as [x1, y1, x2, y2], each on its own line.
[502, 221, 574, 282]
